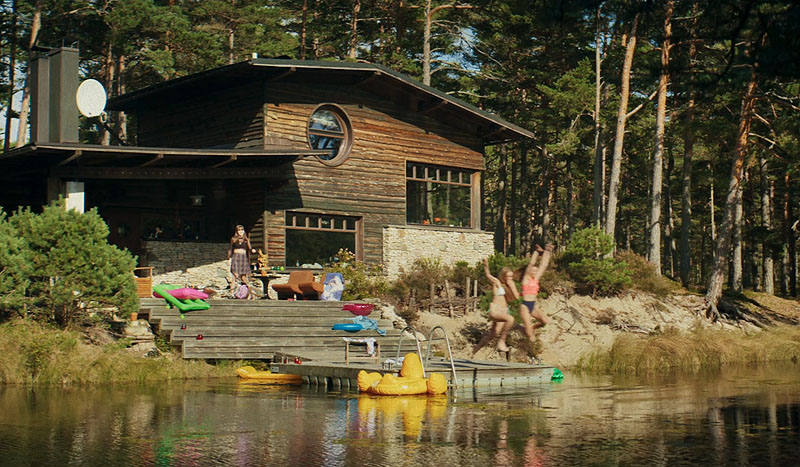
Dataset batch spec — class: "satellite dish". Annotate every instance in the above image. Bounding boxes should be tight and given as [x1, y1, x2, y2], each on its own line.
[76, 79, 107, 117]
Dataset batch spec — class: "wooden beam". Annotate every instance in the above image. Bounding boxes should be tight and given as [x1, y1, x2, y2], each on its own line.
[419, 99, 446, 114]
[269, 67, 296, 81]
[57, 150, 83, 166]
[357, 70, 382, 85]
[50, 166, 285, 180]
[138, 153, 164, 167]
[211, 154, 237, 168]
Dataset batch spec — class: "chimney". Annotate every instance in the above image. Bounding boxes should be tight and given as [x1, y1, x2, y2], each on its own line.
[29, 46, 79, 144]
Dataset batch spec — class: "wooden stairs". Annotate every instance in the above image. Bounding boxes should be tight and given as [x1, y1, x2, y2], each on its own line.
[140, 298, 420, 361]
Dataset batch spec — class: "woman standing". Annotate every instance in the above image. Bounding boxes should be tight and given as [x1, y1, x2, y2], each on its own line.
[228, 224, 256, 296]
[517, 243, 554, 344]
[472, 258, 518, 355]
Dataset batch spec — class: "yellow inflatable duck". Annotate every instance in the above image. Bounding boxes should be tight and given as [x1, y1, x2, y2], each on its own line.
[357, 353, 448, 395]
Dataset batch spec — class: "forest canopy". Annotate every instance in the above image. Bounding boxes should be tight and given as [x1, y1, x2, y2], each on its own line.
[0, 1, 797, 316]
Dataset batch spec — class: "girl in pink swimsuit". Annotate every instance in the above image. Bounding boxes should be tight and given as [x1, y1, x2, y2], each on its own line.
[516, 243, 554, 346]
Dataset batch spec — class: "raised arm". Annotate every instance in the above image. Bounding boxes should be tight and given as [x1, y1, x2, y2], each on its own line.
[483, 258, 500, 287]
[534, 243, 554, 280]
[524, 245, 544, 277]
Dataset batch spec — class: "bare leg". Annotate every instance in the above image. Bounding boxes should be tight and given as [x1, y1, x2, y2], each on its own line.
[530, 305, 550, 330]
[518, 305, 537, 343]
[488, 307, 515, 352]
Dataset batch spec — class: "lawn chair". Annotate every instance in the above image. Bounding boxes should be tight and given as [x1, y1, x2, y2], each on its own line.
[272, 270, 322, 300]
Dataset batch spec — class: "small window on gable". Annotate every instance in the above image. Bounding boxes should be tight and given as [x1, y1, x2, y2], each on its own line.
[307, 104, 353, 166]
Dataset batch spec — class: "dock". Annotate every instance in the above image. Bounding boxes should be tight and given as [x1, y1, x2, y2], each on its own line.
[141, 298, 557, 390]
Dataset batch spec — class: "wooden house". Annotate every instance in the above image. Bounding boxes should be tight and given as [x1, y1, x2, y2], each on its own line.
[0, 48, 533, 278]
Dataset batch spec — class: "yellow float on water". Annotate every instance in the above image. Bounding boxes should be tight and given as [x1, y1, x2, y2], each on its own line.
[357, 353, 447, 395]
[236, 366, 302, 384]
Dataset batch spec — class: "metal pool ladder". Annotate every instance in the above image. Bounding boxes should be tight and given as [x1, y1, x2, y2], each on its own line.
[394, 325, 458, 390]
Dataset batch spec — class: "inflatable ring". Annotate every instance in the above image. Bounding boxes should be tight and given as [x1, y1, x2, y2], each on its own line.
[342, 303, 374, 316]
[332, 323, 363, 332]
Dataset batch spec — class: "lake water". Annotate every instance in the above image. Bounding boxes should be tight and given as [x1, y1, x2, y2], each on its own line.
[1, 364, 799, 466]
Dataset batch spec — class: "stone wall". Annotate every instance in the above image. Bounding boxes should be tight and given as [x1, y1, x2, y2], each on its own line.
[141, 241, 229, 275]
[382, 225, 494, 279]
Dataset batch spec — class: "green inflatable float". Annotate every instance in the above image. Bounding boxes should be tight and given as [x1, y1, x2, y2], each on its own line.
[152, 284, 211, 311]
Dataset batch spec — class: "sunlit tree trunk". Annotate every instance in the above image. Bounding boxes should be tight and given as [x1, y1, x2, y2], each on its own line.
[783, 171, 797, 296]
[705, 67, 758, 319]
[494, 147, 508, 253]
[760, 155, 774, 294]
[648, 1, 672, 273]
[680, 5, 698, 287]
[592, 4, 605, 226]
[300, 0, 308, 60]
[15, 2, 42, 147]
[732, 185, 743, 292]
[605, 12, 640, 244]
[3, 0, 18, 152]
[510, 147, 518, 255]
[348, 0, 361, 59]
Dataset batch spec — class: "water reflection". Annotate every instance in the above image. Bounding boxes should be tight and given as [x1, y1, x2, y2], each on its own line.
[1, 364, 799, 466]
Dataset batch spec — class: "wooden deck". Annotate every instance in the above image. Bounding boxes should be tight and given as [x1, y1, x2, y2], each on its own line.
[141, 298, 557, 390]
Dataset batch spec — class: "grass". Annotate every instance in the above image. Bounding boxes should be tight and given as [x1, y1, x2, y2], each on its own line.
[574, 324, 800, 374]
[0, 319, 239, 386]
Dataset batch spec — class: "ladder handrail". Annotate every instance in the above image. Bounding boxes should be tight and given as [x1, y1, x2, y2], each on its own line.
[395, 325, 425, 377]
[424, 325, 458, 390]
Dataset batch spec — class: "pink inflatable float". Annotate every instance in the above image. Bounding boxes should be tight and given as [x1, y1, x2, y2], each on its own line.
[153, 287, 209, 300]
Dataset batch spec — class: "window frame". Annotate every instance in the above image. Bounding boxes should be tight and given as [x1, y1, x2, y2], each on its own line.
[405, 162, 477, 229]
[284, 211, 362, 264]
[306, 103, 353, 167]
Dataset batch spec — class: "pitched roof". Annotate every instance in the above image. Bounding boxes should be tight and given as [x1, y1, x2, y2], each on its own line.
[107, 59, 534, 145]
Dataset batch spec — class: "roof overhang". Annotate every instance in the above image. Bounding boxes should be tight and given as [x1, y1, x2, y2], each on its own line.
[107, 59, 535, 146]
[0, 142, 329, 180]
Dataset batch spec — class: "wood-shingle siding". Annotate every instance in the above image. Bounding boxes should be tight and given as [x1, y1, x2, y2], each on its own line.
[261, 83, 485, 265]
[136, 81, 265, 149]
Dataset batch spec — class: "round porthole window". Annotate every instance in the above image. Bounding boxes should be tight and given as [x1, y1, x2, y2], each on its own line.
[307, 104, 353, 166]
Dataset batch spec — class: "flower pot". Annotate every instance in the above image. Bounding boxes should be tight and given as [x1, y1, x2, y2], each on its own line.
[129, 312, 138, 321]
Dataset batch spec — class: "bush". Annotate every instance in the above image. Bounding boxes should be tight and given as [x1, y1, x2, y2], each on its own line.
[0, 203, 138, 326]
[615, 250, 679, 297]
[324, 248, 387, 300]
[562, 227, 632, 296]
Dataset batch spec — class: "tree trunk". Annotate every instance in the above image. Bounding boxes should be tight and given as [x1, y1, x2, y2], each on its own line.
[494, 147, 508, 253]
[348, 0, 361, 59]
[604, 12, 640, 243]
[705, 68, 758, 319]
[300, 0, 308, 60]
[592, 4, 605, 227]
[116, 55, 128, 144]
[102, 43, 114, 145]
[680, 6, 698, 287]
[422, 0, 432, 85]
[648, 2, 672, 273]
[784, 170, 797, 296]
[4, 0, 18, 153]
[15, 2, 42, 147]
[732, 184, 743, 292]
[665, 146, 677, 277]
[541, 147, 552, 245]
[760, 155, 774, 294]
[567, 157, 575, 240]
[510, 146, 518, 255]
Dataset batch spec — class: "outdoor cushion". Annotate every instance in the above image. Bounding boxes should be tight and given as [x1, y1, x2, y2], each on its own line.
[298, 275, 324, 298]
[272, 271, 315, 298]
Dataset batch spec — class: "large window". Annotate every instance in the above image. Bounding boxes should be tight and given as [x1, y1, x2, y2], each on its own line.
[285, 212, 358, 267]
[307, 104, 353, 166]
[406, 163, 473, 228]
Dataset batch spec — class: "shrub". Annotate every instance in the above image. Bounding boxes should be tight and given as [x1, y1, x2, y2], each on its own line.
[615, 250, 679, 297]
[324, 248, 387, 300]
[562, 226, 632, 296]
[0, 203, 138, 326]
